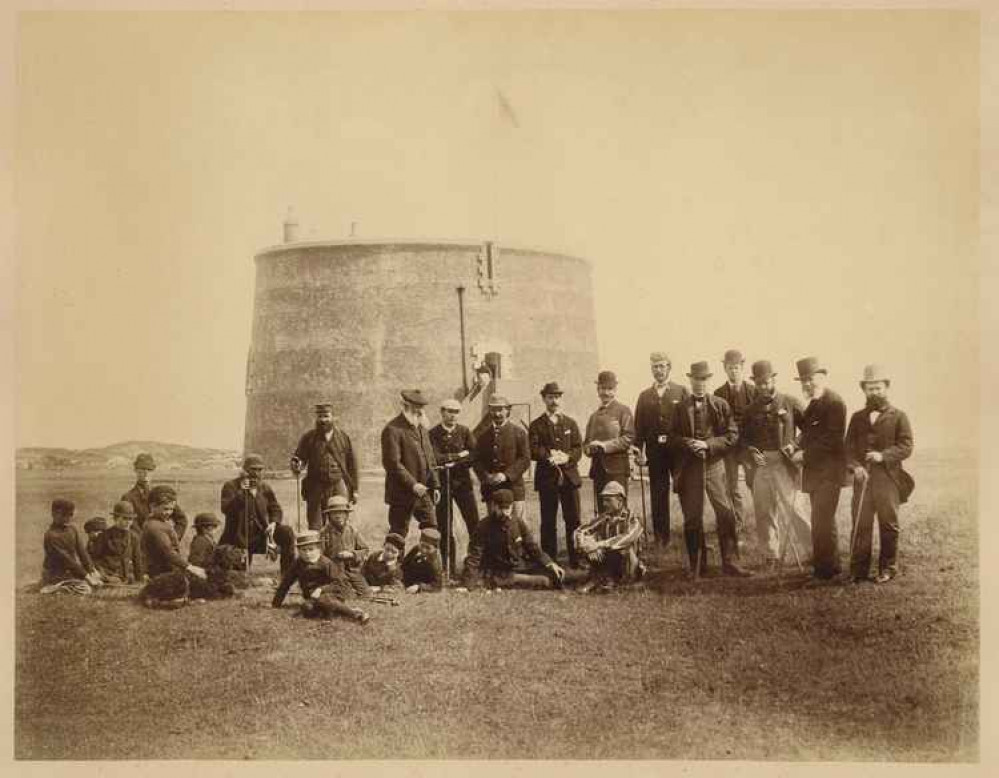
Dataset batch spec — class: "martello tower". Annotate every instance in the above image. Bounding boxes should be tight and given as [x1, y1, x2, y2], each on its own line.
[243, 227, 600, 472]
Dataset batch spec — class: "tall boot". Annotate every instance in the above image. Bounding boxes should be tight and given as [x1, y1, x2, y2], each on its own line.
[720, 533, 753, 578]
[684, 529, 703, 577]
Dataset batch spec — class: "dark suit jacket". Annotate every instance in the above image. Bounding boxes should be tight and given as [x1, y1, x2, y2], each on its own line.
[714, 381, 758, 449]
[528, 413, 583, 491]
[473, 421, 531, 501]
[428, 423, 477, 491]
[121, 483, 189, 539]
[668, 394, 738, 493]
[219, 476, 284, 551]
[293, 427, 359, 501]
[845, 404, 915, 503]
[798, 389, 847, 493]
[634, 382, 689, 464]
[381, 414, 439, 505]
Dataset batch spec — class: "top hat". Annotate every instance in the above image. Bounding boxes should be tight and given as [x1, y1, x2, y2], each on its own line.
[323, 495, 353, 513]
[751, 360, 777, 381]
[596, 370, 618, 387]
[723, 349, 745, 365]
[793, 357, 828, 381]
[401, 389, 429, 407]
[539, 382, 563, 397]
[133, 453, 156, 470]
[112, 500, 136, 519]
[686, 361, 713, 380]
[860, 364, 890, 386]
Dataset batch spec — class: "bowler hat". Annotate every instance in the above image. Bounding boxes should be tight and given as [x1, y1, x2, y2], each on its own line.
[599, 481, 627, 498]
[490, 489, 515, 507]
[596, 370, 618, 387]
[112, 500, 136, 519]
[295, 530, 322, 548]
[649, 351, 671, 365]
[84, 517, 107, 533]
[384, 533, 406, 551]
[440, 398, 462, 412]
[243, 453, 265, 469]
[751, 360, 777, 381]
[539, 382, 563, 397]
[686, 361, 713, 380]
[487, 394, 511, 409]
[314, 403, 334, 413]
[723, 349, 745, 365]
[323, 495, 353, 513]
[860, 364, 891, 387]
[51, 498, 75, 515]
[793, 357, 828, 381]
[148, 485, 177, 506]
[401, 389, 429, 407]
[134, 453, 156, 470]
[420, 528, 441, 546]
[194, 512, 219, 528]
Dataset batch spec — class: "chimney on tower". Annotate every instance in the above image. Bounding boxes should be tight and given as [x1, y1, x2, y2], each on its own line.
[283, 208, 299, 243]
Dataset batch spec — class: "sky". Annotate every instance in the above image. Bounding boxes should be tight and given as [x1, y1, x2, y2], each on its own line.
[15, 10, 979, 451]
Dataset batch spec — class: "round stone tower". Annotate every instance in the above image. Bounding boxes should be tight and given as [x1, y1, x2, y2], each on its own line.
[244, 238, 600, 472]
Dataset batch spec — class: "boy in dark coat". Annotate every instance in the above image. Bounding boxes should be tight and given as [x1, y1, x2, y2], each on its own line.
[188, 512, 220, 568]
[41, 499, 102, 588]
[402, 528, 444, 593]
[93, 502, 142, 583]
[272, 531, 370, 624]
[83, 517, 108, 564]
[319, 495, 371, 598]
[139, 485, 208, 608]
[362, 533, 406, 591]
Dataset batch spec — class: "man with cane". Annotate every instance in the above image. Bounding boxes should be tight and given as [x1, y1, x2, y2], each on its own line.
[381, 389, 440, 539]
[220, 454, 296, 577]
[290, 403, 360, 531]
[429, 398, 479, 577]
[845, 365, 915, 583]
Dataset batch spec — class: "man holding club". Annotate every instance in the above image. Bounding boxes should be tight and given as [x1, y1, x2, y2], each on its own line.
[845, 364, 915, 583]
[381, 389, 440, 539]
[584, 371, 635, 503]
[669, 361, 753, 578]
[291, 403, 360, 531]
[429, 398, 479, 576]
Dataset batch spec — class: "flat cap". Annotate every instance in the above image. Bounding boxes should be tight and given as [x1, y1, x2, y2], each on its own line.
[490, 489, 515, 507]
[295, 530, 322, 548]
[84, 517, 107, 533]
[487, 394, 512, 409]
[600, 481, 627, 498]
[243, 453, 265, 469]
[314, 402, 334, 413]
[401, 389, 429, 407]
[440, 398, 462, 412]
[419, 528, 441, 546]
[384, 533, 406, 551]
[147, 485, 178, 506]
[51, 498, 75, 515]
[112, 500, 136, 519]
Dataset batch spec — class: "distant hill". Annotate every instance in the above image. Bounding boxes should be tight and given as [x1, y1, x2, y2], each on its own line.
[16, 440, 241, 472]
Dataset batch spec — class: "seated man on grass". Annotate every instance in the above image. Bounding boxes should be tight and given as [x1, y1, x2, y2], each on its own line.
[574, 481, 646, 593]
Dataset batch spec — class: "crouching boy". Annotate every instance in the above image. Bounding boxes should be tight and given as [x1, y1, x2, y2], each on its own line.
[272, 531, 370, 624]
[402, 527, 444, 593]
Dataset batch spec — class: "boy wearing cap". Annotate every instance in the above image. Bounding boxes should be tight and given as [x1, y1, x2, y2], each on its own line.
[669, 362, 752, 578]
[402, 528, 444, 593]
[463, 489, 567, 589]
[139, 485, 208, 607]
[41, 499, 102, 588]
[634, 352, 689, 547]
[529, 382, 584, 566]
[584, 371, 636, 502]
[791, 357, 848, 581]
[574, 482, 645, 592]
[220, 455, 296, 576]
[381, 389, 441, 538]
[319, 495, 371, 598]
[188, 512, 220, 569]
[362, 533, 406, 590]
[94, 501, 142, 583]
[740, 361, 812, 572]
[473, 395, 531, 521]
[121, 452, 189, 540]
[83, 517, 108, 563]
[845, 365, 915, 583]
[272, 531, 370, 624]
[291, 403, 359, 530]
[714, 350, 758, 531]
[429, 398, 479, 575]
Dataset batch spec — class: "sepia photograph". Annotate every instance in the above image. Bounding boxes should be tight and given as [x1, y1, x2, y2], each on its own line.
[8, 2, 990, 768]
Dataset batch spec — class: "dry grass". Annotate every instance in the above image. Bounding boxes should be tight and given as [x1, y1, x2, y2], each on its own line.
[14, 449, 977, 761]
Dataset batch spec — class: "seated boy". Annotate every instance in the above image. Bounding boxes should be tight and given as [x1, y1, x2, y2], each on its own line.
[574, 481, 645, 593]
[362, 532, 406, 591]
[139, 485, 207, 609]
[319, 495, 371, 599]
[272, 531, 370, 624]
[93, 502, 142, 584]
[402, 527, 444, 593]
[188, 512, 220, 568]
[83, 517, 107, 562]
[41, 499, 103, 592]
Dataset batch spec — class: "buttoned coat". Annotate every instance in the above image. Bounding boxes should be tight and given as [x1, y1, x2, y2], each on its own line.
[845, 403, 915, 503]
[473, 421, 531, 500]
[219, 477, 284, 553]
[583, 399, 636, 479]
[634, 382, 689, 462]
[798, 389, 848, 493]
[528, 413, 583, 491]
[428, 423, 477, 491]
[668, 394, 738, 493]
[293, 426, 359, 501]
[381, 414, 440, 505]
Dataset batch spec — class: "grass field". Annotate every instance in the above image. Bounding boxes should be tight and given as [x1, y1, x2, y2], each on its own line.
[14, 449, 978, 761]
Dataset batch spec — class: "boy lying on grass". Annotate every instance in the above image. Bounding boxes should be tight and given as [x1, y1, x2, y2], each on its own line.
[272, 531, 370, 624]
[362, 532, 406, 591]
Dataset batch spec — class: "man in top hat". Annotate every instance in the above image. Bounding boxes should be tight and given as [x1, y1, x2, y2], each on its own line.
[291, 403, 360, 531]
[714, 349, 758, 531]
[529, 381, 584, 566]
[740, 360, 812, 572]
[791, 357, 848, 581]
[121, 452, 189, 541]
[584, 371, 636, 503]
[845, 364, 915, 583]
[429, 398, 480, 576]
[220, 454, 297, 576]
[472, 395, 531, 521]
[669, 361, 753, 577]
[381, 389, 440, 539]
[634, 352, 689, 546]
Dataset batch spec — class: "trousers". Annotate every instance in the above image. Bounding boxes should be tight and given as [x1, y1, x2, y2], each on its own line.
[850, 467, 901, 578]
[538, 485, 582, 563]
[387, 494, 438, 540]
[435, 483, 480, 574]
[808, 482, 843, 578]
[304, 479, 349, 530]
[752, 452, 811, 562]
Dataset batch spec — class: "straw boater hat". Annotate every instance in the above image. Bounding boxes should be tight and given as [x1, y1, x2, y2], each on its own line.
[323, 495, 353, 513]
[296, 530, 322, 548]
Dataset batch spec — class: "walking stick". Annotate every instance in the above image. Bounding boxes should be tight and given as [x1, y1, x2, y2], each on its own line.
[634, 449, 650, 544]
[849, 469, 870, 573]
[294, 469, 302, 534]
[444, 464, 454, 586]
[242, 483, 251, 575]
[694, 452, 707, 582]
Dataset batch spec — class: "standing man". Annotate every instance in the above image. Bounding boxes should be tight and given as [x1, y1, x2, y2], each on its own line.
[584, 371, 636, 504]
[219, 454, 297, 576]
[429, 398, 480, 576]
[472, 395, 531, 520]
[381, 389, 440, 539]
[670, 362, 752, 578]
[845, 365, 915, 583]
[740, 360, 812, 572]
[529, 382, 584, 567]
[792, 357, 848, 581]
[121, 452, 189, 540]
[290, 403, 359, 531]
[713, 349, 757, 531]
[634, 352, 688, 547]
